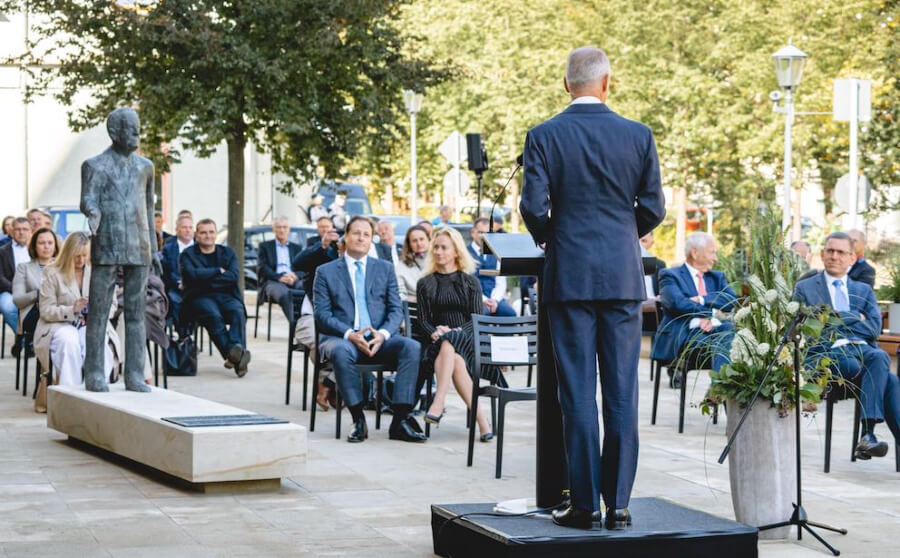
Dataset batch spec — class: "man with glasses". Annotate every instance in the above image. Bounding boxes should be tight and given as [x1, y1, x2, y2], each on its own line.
[793, 231, 899, 460]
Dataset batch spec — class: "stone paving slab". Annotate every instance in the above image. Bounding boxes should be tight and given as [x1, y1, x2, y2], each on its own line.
[0, 304, 898, 556]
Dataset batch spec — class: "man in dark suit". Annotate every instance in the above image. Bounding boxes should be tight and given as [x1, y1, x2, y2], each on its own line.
[161, 214, 194, 334]
[313, 216, 425, 444]
[468, 218, 516, 317]
[306, 216, 335, 248]
[180, 219, 250, 376]
[793, 231, 899, 459]
[0, 218, 32, 337]
[375, 219, 401, 263]
[651, 233, 737, 376]
[847, 229, 876, 288]
[520, 46, 665, 529]
[257, 217, 304, 321]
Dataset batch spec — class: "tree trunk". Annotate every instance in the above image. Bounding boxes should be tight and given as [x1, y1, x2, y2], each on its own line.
[227, 134, 246, 292]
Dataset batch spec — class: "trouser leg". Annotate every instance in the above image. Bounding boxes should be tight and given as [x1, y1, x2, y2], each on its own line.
[0, 292, 18, 333]
[321, 336, 362, 407]
[121, 265, 149, 391]
[263, 281, 296, 321]
[219, 296, 246, 350]
[191, 297, 230, 359]
[373, 335, 420, 407]
[51, 325, 83, 386]
[84, 264, 117, 391]
[547, 301, 601, 513]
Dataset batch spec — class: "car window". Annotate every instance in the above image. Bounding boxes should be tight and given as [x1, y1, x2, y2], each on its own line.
[54, 211, 90, 239]
[344, 199, 371, 216]
[247, 231, 274, 250]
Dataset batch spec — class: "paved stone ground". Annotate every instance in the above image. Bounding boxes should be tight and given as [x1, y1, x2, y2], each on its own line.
[0, 304, 897, 557]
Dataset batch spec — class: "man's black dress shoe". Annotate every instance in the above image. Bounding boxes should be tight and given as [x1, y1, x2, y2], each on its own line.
[389, 417, 426, 442]
[551, 506, 593, 529]
[855, 433, 889, 460]
[347, 417, 368, 443]
[604, 507, 632, 530]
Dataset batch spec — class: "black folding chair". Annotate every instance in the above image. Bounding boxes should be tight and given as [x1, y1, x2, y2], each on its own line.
[403, 301, 433, 437]
[650, 343, 718, 433]
[468, 314, 538, 479]
[253, 288, 274, 341]
[285, 291, 310, 408]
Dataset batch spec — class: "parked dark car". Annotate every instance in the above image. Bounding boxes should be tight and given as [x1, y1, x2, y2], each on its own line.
[310, 180, 373, 220]
[217, 224, 318, 290]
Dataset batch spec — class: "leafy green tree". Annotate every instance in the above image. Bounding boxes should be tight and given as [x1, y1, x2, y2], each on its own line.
[2, 0, 446, 287]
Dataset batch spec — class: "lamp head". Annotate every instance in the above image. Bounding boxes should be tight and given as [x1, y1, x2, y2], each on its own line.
[772, 43, 808, 90]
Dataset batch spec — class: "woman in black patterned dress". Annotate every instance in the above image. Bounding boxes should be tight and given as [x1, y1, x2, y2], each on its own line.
[416, 226, 497, 440]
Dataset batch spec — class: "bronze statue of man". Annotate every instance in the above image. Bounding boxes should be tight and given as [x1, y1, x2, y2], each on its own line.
[81, 107, 161, 392]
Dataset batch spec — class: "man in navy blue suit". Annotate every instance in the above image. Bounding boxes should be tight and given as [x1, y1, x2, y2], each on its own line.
[651, 232, 737, 379]
[313, 216, 425, 444]
[520, 46, 665, 529]
[468, 218, 516, 317]
[793, 232, 899, 459]
[161, 213, 194, 334]
[257, 217, 304, 321]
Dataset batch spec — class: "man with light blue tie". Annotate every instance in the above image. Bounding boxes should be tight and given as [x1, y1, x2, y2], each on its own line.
[793, 231, 900, 460]
[520, 46, 665, 529]
[313, 216, 425, 444]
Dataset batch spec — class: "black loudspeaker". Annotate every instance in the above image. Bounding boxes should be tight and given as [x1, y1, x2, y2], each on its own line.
[466, 133, 489, 173]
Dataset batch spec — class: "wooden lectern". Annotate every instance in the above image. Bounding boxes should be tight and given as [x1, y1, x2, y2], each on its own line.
[481, 233, 567, 509]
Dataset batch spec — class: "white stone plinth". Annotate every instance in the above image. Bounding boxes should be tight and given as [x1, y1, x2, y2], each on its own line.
[47, 384, 306, 485]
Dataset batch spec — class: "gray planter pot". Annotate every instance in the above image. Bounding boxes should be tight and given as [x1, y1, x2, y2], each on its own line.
[726, 399, 797, 539]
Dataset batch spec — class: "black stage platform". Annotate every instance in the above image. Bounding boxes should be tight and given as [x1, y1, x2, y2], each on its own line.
[431, 497, 758, 558]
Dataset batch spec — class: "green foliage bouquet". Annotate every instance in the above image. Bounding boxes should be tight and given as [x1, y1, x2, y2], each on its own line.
[701, 209, 831, 416]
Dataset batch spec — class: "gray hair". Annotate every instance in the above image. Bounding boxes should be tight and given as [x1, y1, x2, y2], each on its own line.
[377, 219, 395, 231]
[684, 232, 714, 258]
[272, 216, 290, 226]
[565, 46, 611, 89]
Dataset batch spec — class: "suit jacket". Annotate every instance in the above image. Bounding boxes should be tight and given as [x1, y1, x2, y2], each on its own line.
[306, 235, 322, 248]
[160, 236, 187, 293]
[294, 240, 339, 295]
[12, 260, 45, 332]
[313, 256, 403, 339]
[642, 256, 667, 296]
[520, 103, 666, 302]
[0, 242, 15, 293]
[651, 264, 738, 363]
[848, 259, 876, 288]
[257, 239, 303, 284]
[179, 244, 243, 312]
[792, 271, 881, 347]
[375, 242, 400, 263]
[80, 147, 156, 266]
[467, 244, 498, 298]
[34, 265, 120, 372]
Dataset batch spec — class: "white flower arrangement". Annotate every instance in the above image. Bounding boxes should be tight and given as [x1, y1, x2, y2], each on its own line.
[763, 289, 778, 304]
[733, 306, 751, 323]
[756, 342, 771, 356]
[785, 301, 800, 316]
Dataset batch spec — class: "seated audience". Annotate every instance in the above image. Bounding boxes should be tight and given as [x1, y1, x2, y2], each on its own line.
[161, 213, 194, 333]
[793, 231, 899, 459]
[418, 220, 434, 238]
[34, 232, 119, 385]
[13, 227, 59, 349]
[416, 226, 495, 441]
[0, 216, 14, 246]
[257, 217, 303, 321]
[640, 230, 666, 299]
[313, 216, 425, 443]
[180, 219, 250, 376]
[0, 217, 32, 340]
[468, 218, 516, 317]
[431, 205, 453, 226]
[376, 220, 401, 263]
[651, 232, 737, 374]
[26, 209, 46, 232]
[155, 210, 173, 244]
[847, 229, 876, 288]
[306, 216, 335, 247]
[395, 225, 430, 303]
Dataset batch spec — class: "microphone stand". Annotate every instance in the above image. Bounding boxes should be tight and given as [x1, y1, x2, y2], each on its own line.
[488, 155, 522, 227]
[718, 310, 846, 555]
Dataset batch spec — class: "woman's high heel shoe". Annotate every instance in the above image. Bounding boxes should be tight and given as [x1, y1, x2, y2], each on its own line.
[480, 432, 494, 443]
[424, 409, 445, 425]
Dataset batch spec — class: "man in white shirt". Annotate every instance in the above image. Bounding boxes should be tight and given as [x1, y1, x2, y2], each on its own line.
[0, 218, 32, 335]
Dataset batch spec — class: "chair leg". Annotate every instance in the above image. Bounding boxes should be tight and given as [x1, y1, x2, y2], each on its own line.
[22, 351, 29, 397]
[495, 396, 507, 479]
[267, 302, 272, 342]
[335, 391, 342, 440]
[712, 404, 718, 425]
[851, 401, 861, 463]
[526, 364, 533, 388]
[301, 350, 309, 412]
[310, 361, 320, 432]
[1, 323, 5, 359]
[678, 369, 687, 434]
[467, 383, 479, 466]
[15, 337, 22, 391]
[651, 360, 661, 425]
[824, 399, 833, 473]
[208, 330, 212, 356]
[286, 345, 293, 406]
[374, 372, 383, 430]
[253, 298, 261, 339]
[425, 374, 433, 438]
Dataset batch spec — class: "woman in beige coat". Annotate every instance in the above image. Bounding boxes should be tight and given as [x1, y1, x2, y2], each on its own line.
[12, 227, 59, 347]
[34, 232, 120, 386]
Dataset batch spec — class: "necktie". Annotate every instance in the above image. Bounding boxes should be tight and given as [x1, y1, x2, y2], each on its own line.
[696, 272, 707, 297]
[833, 279, 849, 312]
[355, 261, 372, 330]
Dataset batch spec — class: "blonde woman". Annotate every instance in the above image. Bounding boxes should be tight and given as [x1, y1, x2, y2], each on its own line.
[415, 226, 499, 441]
[395, 224, 430, 302]
[34, 232, 120, 386]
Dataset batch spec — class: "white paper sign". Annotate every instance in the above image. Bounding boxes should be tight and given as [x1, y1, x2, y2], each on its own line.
[489, 335, 529, 364]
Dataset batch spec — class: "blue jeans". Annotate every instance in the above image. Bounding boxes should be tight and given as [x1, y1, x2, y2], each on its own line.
[485, 299, 517, 317]
[0, 292, 18, 334]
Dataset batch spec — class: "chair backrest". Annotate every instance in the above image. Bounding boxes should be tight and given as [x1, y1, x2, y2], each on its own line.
[471, 314, 538, 383]
[403, 300, 423, 342]
[289, 290, 307, 347]
[527, 287, 537, 316]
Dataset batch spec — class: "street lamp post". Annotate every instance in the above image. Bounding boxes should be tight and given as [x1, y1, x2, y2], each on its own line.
[403, 90, 424, 226]
[771, 42, 808, 240]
